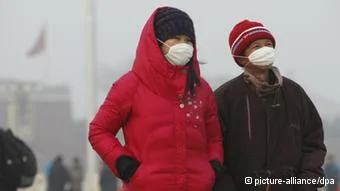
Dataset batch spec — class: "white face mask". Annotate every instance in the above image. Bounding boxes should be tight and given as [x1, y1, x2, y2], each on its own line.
[234, 46, 275, 66]
[158, 39, 194, 66]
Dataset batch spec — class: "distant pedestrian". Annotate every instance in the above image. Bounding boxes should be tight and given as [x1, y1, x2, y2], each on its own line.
[69, 157, 83, 191]
[99, 163, 118, 191]
[47, 155, 71, 191]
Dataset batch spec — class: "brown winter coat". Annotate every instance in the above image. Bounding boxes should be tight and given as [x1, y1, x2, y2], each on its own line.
[213, 74, 326, 191]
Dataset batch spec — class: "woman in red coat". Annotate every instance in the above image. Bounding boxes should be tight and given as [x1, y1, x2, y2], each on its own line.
[88, 6, 223, 191]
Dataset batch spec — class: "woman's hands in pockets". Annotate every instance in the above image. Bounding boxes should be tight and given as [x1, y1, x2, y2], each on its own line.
[116, 155, 141, 182]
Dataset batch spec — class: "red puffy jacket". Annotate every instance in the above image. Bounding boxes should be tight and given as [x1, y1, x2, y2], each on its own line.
[88, 7, 223, 191]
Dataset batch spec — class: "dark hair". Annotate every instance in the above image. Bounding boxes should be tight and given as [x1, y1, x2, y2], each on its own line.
[54, 155, 63, 163]
[186, 59, 200, 96]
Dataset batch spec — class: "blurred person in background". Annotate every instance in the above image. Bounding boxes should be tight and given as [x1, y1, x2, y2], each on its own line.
[0, 129, 17, 191]
[88, 6, 223, 191]
[44, 160, 53, 179]
[214, 19, 326, 191]
[69, 157, 84, 191]
[0, 127, 37, 191]
[99, 162, 118, 191]
[324, 154, 339, 191]
[47, 155, 71, 191]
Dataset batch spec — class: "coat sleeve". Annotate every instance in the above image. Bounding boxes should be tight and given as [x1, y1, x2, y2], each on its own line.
[88, 72, 138, 176]
[204, 88, 224, 164]
[298, 88, 327, 185]
[212, 88, 237, 191]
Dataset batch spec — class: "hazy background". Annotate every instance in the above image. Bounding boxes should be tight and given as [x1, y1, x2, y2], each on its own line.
[1, 0, 339, 119]
[0, 0, 339, 190]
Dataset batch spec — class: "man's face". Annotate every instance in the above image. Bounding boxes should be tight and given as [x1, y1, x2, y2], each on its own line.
[237, 38, 274, 67]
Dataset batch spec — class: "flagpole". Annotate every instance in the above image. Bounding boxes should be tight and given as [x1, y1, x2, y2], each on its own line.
[85, 0, 98, 190]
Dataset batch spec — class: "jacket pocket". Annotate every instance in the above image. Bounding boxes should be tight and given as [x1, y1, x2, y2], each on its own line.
[128, 163, 143, 185]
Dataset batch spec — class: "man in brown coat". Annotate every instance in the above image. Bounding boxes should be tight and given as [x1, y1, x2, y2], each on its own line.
[214, 20, 326, 191]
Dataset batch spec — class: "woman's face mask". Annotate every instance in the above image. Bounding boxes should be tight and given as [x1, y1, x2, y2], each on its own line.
[158, 39, 194, 66]
[234, 46, 275, 66]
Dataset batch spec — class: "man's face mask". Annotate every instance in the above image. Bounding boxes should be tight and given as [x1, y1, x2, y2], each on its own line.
[235, 46, 275, 66]
[158, 39, 194, 66]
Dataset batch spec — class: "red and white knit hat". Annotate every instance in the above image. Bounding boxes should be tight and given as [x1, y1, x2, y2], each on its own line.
[229, 20, 276, 67]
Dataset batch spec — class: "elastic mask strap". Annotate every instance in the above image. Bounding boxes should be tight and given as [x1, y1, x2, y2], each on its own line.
[233, 55, 248, 59]
[157, 39, 170, 48]
[233, 55, 249, 68]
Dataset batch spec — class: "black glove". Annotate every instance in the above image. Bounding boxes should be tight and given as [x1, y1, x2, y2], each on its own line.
[116, 155, 140, 182]
[210, 160, 223, 181]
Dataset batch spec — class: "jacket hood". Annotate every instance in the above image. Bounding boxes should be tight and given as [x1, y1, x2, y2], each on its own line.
[132, 6, 200, 100]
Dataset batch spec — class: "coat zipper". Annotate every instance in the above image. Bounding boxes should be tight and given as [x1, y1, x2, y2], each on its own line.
[246, 95, 252, 141]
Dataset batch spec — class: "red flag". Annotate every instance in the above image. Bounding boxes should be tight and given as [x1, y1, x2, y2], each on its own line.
[27, 26, 46, 57]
